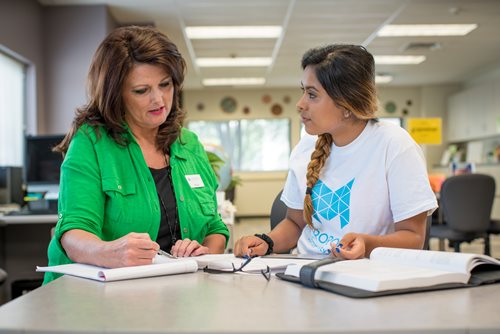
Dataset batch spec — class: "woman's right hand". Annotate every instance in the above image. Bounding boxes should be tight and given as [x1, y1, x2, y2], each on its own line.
[61, 230, 160, 268]
[105, 232, 160, 267]
[234, 235, 268, 257]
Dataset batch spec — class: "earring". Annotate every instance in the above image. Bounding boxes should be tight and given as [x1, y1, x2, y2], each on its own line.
[344, 111, 351, 118]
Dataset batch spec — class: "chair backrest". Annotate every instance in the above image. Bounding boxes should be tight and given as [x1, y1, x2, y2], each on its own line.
[0, 268, 7, 285]
[423, 215, 431, 250]
[440, 173, 495, 233]
[270, 190, 287, 230]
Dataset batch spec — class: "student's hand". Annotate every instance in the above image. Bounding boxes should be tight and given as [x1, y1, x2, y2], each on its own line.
[107, 232, 160, 267]
[171, 238, 209, 257]
[234, 235, 268, 257]
[331, 233, 366, 259]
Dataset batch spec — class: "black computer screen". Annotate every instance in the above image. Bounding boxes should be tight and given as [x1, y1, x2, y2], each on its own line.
[25, 135, 65, 185]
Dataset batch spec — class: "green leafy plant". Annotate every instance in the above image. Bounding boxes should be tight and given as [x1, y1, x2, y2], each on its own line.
[226, 174, 242, 191]
[205, 151, 225, 181]
[205, 150, 242, 199]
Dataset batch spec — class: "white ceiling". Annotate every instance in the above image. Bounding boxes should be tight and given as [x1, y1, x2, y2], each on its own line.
[39, 0, 500, 89]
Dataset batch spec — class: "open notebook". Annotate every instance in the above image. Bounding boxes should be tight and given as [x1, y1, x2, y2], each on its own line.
[36, 254, 317, 282]
[36, 256, 199, 282]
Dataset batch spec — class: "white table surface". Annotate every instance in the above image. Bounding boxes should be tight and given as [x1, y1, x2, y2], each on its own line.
[0, 270, 499, 334]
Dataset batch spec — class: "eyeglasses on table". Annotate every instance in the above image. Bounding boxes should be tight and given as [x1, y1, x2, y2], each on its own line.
[202, 256, 271, 281]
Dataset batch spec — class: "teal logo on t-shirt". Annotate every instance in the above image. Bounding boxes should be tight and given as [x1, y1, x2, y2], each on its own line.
[312, 178, 354, 228]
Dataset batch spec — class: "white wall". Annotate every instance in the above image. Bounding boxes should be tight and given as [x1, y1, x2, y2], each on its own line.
[420, 84, 462, 168]
[43, 5, 117, 134]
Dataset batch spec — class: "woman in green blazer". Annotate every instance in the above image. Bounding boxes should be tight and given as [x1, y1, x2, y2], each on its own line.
[44, 26, 229, 284]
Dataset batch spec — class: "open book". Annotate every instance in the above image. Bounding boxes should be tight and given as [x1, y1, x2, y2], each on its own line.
[279, 247, 500, 297]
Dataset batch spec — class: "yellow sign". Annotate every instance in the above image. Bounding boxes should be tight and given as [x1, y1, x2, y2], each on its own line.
[407, 118, 442, 145]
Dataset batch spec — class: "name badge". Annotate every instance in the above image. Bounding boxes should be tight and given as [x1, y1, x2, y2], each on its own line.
[185, 174, 205, 188]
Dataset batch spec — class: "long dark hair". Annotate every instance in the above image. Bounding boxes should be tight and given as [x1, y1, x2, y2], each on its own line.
[302, 44, 378, 227]
[55, 25, 186, 154]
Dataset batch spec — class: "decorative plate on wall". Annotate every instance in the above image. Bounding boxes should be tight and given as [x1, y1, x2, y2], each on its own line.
[220, 96, 237, 113]
[271, 103, 283, 116]
[261, 94, 272, 104]
[384, 101, 397, 114]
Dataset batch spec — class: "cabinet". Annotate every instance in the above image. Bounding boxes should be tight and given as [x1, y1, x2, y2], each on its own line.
[447, 81, 499, 142]
[447, 91, 468, 142]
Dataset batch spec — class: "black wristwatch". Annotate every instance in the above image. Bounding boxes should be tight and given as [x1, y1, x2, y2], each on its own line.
[254, 233, 274, 255]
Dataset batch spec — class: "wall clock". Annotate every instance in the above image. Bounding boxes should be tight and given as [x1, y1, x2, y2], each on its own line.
[220, 96, 237, 113]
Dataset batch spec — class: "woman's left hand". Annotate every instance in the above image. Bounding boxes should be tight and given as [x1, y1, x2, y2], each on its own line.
[171, 238, 209, 257]
[331, 233, 366, 259]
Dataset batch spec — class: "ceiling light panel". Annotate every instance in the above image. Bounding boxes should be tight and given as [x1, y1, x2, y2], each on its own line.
[186, 26, 282, 39]
[196, 57, 272, 67]
[375, 74, 393, 84]
[378, 24, 478, 37]
[202, 78, 266, 86]
[374, 55, 426, 65]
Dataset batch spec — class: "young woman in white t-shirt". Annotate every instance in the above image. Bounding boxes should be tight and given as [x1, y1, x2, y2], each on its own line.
[234, 44, 437, 259]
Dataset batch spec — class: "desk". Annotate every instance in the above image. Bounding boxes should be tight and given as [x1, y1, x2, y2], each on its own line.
[0, 213, 58, 225]
[0, 214, 57, 302]
[0, 272, 499, 333]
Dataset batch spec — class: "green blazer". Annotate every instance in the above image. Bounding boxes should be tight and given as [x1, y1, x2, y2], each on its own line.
[44, 124, 229, 283]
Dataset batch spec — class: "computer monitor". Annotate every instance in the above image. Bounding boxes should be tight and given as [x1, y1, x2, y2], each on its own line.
[25, 134, 65, 193]
[0, 166, 23, 204]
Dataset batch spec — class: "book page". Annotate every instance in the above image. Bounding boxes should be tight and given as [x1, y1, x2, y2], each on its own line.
[197, 254, 316, 273]
[284, 258, 469, 292]
[37, 263, 108, 281]
[370, 247, 500, 274]
[317, 260, 468, 292]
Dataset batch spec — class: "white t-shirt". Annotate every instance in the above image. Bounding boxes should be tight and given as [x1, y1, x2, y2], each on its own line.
[281, 120, 438, 255]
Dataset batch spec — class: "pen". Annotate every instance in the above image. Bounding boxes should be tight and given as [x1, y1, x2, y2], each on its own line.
[158, 249, 177, 259]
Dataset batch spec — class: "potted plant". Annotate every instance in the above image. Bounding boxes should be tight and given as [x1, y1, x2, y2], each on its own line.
[205, 150, 241, 202]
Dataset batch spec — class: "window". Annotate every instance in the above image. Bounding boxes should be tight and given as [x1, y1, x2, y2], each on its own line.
[188, 119, 290, 171]
[0, 51, 25, 166]
[379, 117, 403, 127]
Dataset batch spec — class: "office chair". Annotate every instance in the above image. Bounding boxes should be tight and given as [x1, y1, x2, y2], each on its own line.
[429, 173, 495, 255]
[423, 215, 432, 251]
[487, 219, 500, 255]
[270, 190, 287, 230]
[0, 268, 6, 286]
